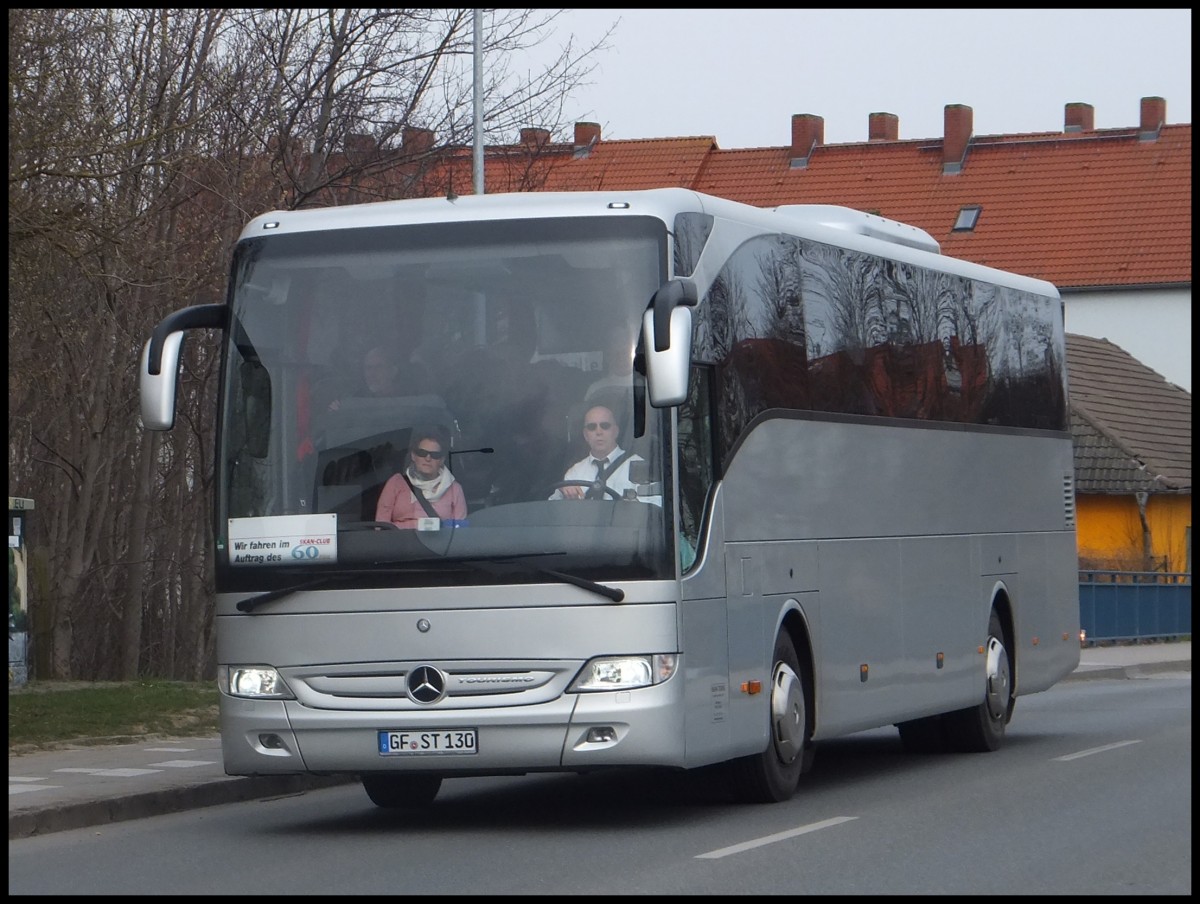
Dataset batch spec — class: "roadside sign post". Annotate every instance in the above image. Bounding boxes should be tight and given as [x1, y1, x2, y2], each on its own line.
[9, 496, 33, 687]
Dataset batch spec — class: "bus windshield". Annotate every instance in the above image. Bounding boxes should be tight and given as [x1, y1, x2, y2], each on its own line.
[216, 215, 673, 590]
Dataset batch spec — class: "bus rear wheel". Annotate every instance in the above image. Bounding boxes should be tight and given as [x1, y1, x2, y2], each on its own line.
[942, 610, 1012, 752]
[726, 631, 810, 803]
[362, 774, 442, 808]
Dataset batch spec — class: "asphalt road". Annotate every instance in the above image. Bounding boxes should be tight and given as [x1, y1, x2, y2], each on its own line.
[8, 668, 1191, 895]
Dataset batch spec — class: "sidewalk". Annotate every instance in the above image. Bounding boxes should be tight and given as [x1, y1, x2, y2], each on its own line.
[1064, 638, 1191, 682]
[9, 641, 1190, 840]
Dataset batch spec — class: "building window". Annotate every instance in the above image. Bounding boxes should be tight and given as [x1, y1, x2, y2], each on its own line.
[953, 205, 982, 232]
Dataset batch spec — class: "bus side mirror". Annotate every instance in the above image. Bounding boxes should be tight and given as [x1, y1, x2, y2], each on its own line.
[139, 304, 227, 431]
[643, 279, 696, 408]
[140, 333, 185, 430]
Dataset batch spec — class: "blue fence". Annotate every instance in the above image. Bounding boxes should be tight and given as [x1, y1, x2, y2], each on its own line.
[1078, 572, 1192, 643]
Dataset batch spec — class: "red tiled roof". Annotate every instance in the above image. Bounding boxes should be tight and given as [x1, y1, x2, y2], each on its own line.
[439, 121, 1190, 291]
[540, 137, 718, 192]
[422, 137, 718, 197]
[696, 128, 1192, 288]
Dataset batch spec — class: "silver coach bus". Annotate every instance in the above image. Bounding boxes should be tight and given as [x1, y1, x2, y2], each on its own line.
[140, 188, 1079, 807]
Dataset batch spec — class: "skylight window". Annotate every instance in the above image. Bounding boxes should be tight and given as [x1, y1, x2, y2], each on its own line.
[953, 205, 982, 231]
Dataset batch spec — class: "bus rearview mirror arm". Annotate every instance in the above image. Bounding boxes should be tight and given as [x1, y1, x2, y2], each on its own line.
[145, 304, 228, 374]
[650, 279, 697, 352]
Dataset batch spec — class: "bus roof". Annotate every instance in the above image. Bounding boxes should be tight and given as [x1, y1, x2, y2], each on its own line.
[241, 188, 1059, 299]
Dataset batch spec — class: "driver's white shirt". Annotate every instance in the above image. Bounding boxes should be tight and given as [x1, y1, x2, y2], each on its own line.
[549, 446, 662, 506]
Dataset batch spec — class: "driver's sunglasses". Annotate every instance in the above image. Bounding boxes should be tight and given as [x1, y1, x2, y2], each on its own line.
[412, 448, 445, 460]
[585, 421, 613, 431]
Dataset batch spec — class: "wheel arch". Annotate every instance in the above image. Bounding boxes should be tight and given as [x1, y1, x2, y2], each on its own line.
[776, 600, 816, 738]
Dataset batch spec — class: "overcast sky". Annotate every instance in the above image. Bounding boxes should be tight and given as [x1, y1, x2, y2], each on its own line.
[525, 9, 1192, 147]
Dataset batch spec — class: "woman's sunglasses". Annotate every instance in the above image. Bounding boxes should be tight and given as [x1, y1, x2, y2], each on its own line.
[412, 448, 445, 460]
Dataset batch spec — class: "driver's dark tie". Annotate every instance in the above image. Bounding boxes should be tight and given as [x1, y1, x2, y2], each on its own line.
[589, 458, 608, 499]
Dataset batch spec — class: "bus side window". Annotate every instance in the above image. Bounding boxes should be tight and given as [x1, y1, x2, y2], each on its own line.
[678, 365, 715, 570]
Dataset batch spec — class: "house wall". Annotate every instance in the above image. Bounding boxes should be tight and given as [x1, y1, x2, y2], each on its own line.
[1075, 493, 1192, 573]
[1064, 287, 1191, 392]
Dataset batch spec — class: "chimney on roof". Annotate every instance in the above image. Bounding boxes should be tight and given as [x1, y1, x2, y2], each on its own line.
[790, 114, 824, 168]
[1139, 96, 1166, 141]
[1064, 102, 1095, 132]
[520, 127, 552, 149]
[1070, 102, 1099, 132]
[574, 121, 601, 148]
[942, 104, 973, 174]
[868, 112, 899, 141]
[402, 126, 435, 157]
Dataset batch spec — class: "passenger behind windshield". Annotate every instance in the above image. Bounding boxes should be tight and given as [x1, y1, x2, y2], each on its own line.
[375, 424, 468, 528]
[324, 345, 404, 412]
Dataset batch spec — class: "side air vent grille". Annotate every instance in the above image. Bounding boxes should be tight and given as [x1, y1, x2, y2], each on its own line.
[1063, 472, 1077, 529]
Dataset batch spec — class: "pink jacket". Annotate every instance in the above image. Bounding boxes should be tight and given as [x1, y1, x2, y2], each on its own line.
[375, 474, 467, 528]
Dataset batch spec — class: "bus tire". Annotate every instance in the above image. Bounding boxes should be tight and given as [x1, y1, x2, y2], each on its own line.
[362, 774, 442, 808]
[942, 610, 1012, 753]
[726, 631, 809, 803]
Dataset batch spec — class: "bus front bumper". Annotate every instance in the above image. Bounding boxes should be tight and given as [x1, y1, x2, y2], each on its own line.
[219, 680, 686, 776]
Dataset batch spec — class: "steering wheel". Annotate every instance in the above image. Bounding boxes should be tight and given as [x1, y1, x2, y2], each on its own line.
[548, 480, 623, 500]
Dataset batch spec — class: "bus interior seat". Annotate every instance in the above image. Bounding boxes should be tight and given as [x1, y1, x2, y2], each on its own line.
[314, 427, 411, 522]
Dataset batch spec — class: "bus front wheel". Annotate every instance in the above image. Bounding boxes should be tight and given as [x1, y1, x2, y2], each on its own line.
[726, 631, 811, 803]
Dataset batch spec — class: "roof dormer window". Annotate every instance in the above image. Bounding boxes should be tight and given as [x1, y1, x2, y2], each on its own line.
[953, 205, 982, 232]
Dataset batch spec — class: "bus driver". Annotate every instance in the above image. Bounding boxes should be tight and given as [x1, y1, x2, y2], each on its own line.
[549, 404, 660, 505]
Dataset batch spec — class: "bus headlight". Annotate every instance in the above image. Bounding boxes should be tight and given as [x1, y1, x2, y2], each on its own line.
[218, 665, 295, 699]
[568, 654, 678, 692]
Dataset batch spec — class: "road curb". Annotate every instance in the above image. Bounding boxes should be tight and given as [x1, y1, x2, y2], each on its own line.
[9, 773, 356, 840]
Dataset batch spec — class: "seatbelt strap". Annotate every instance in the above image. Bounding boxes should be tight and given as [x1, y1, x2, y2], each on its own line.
[401, 472, 439, 518]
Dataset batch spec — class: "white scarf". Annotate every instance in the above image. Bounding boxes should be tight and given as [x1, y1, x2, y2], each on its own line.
[406, 465, 456, 502]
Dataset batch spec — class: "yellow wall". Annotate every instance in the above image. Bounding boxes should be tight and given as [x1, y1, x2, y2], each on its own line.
[1076, 493, 1191, 573]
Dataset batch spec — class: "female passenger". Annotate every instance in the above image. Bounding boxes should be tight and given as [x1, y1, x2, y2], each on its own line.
[375, 424, 468, 528]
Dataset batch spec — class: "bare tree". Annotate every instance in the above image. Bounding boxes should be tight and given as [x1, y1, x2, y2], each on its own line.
[223, 9, 609, 207]
[9, 7, 612, 680]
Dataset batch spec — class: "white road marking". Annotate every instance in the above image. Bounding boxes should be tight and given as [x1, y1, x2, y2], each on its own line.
[53, 767, 162, 777]
[9, 783, 62, 795]
[1053, 739, 1142, 761]
[145, 747, 198, 753]
[696, 816, 858, 859]
[150, 760, 216, 768]
[8, 776, 48, 783]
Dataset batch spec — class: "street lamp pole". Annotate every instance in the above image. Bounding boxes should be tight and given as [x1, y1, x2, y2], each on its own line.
[472, 9, 484, 195]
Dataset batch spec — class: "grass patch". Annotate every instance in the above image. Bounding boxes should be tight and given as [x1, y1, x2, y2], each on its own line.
[8, 680, 220, 753]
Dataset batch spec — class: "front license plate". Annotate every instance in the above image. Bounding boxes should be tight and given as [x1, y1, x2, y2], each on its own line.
[378, 729, 478, 756]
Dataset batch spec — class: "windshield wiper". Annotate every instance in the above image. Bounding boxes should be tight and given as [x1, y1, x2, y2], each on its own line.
[237, 576, 334, 613]
[441, 554, 623, 602]
[532, 567, 624, 602]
